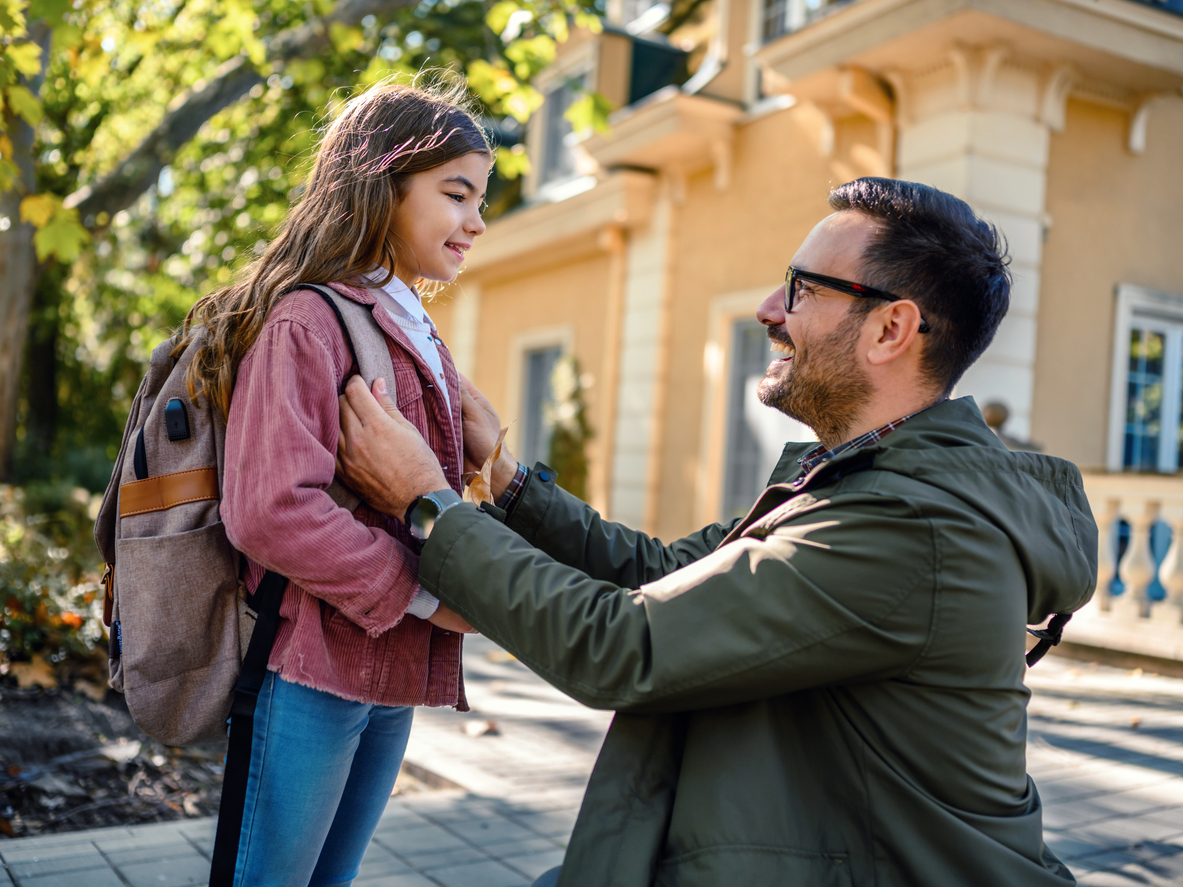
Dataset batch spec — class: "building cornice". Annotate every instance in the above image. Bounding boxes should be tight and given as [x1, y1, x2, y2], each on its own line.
[462, 170, 656, 277]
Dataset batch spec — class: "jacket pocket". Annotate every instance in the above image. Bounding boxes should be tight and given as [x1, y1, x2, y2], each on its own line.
[655, 845, 852, 887]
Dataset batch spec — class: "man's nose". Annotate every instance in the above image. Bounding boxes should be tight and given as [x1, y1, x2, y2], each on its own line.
[757, 285, 787, 327]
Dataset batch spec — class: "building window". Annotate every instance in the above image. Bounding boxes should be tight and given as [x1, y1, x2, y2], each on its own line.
[721, 319, 815, 519]
[762, 0, 850, 42]
[540, 76, 587, 186]
[1108, 285, 1183, 473]
[521, 346, 563, 467]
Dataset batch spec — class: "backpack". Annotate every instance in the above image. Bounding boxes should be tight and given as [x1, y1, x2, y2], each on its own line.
[92, 284, 397, 746]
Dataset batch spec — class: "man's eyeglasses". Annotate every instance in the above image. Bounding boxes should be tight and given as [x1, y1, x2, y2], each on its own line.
[785, 267, 932, 334]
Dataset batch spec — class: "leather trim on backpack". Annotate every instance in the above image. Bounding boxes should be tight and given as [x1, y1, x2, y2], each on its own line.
[119, 466, 220, 517]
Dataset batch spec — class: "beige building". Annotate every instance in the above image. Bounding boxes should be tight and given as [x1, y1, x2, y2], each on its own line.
[430, 0, 1183, 659]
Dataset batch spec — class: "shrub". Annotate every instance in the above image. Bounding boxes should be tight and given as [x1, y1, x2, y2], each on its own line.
[0, 483, 105, 667]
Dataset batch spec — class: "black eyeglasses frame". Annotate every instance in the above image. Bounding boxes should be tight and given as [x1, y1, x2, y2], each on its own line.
[785, 266, 931, 334]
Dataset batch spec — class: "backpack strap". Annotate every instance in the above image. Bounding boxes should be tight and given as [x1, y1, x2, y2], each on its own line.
[295, 283, 399, 514]
[208, 569, 286, 887]
[1026, 612, 1072, 667]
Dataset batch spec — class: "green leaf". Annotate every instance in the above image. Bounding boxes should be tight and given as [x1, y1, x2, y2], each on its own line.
[329, 23, 365, 53]
[495, 143, 531, 179]
[50, 23, 83, 54]
[486, 1, 522, 38]
[573, 12, 604, 34]
[6, 42, 42, 77]
[32, 206, 90, 263]
[564, 91, 613, 135]
[20, 193, 56, 227]
[28, 0, 72, 24]
[5, 84, 42, 126]
[0, 156, 18, 192]
[0, 0, 25, 35]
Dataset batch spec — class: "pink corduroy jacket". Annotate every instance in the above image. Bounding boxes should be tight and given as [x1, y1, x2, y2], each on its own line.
[221, 282, 467, 710]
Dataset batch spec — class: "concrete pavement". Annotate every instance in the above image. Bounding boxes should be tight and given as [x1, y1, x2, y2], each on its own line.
[4, 637, 1183, 886]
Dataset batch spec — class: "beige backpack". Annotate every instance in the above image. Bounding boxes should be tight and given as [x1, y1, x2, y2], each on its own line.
[93, 285, 396, 746]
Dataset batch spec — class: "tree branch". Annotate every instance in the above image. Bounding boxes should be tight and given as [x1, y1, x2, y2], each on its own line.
[64, 0, 418, 228]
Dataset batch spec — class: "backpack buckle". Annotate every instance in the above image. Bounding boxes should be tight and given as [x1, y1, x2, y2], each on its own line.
[102, 563, 115, 627]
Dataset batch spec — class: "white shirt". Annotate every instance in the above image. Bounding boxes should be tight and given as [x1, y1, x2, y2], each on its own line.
[363, 271, 448, 620]
[365, 272, 451, 412]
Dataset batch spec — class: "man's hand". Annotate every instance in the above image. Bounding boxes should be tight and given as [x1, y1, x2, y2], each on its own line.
[460, 375, 518, 501]
[337, 375, 447, 519]
[428, 603, 476, 634]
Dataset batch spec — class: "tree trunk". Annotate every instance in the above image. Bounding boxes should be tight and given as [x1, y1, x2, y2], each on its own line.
[22, 284, 59, 467]
[0, 186, 39, 482]
[0, 24, 47, 481]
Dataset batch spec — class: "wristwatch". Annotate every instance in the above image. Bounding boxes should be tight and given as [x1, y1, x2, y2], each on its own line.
[404, 488, 464, 542]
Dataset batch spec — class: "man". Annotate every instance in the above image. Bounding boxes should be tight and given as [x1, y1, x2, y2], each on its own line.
[336, 178, 1097, 886]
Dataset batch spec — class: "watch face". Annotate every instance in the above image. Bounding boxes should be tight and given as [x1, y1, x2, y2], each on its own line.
[408, 495, 441, 541]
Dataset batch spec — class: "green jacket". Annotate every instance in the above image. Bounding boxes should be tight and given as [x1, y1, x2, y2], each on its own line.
[419, 397, 1098, 887]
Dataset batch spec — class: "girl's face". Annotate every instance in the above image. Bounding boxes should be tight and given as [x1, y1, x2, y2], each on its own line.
[389, 152, 490, 287]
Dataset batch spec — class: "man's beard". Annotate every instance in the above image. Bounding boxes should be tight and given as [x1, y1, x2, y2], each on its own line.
[757, 310, 873, 447]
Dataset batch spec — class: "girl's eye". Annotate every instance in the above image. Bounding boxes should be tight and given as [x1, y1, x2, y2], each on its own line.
[447, 193, 465, 204]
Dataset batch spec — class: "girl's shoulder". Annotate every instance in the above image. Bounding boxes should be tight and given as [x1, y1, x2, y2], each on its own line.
[266, 283, 377, 346]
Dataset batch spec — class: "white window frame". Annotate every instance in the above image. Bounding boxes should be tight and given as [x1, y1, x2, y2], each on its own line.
[525, 42, 599, 201]
[506, 325, 575, 461]
[1107, 283, 1183, 472]
[696, 290, 816, 525]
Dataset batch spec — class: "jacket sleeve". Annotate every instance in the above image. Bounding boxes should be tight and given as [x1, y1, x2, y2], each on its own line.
[221, 317, 419, 636]
[505, 465, 739, 586]
[420, 479, 937, 713]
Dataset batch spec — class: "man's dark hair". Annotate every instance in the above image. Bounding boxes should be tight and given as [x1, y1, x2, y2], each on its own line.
[827, 177, 1011, 396]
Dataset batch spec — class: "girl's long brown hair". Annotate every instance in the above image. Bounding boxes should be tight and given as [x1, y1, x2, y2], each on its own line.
[181, 78, 492, 418]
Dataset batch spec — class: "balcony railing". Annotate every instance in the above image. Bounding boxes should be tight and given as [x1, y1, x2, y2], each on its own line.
[761, 0, 1182, 45]
[762, 0, 854, 42]
[1068, 472, 1183, 661]
[1123, 0, 1183, 18]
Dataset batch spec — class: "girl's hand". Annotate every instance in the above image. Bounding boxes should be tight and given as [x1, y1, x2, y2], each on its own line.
[460, 375, 517, 499]
[428, 604, 476, 634]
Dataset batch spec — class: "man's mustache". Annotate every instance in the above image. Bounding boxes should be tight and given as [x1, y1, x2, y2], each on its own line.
[768, 328, 794, 350]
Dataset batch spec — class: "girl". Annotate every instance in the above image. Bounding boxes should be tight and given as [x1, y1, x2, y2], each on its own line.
[182, 80, 490, 885]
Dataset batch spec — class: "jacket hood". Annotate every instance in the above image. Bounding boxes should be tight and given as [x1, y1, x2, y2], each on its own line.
[841, 397, 1098, 624]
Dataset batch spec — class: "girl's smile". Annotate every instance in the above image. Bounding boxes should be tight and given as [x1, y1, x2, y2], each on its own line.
[388, 152, 490, 287]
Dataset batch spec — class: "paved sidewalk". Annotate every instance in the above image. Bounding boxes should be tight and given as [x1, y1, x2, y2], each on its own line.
[4, 639, 1183, 886]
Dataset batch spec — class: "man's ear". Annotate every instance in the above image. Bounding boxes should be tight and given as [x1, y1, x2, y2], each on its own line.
[866, 300, 923, 367]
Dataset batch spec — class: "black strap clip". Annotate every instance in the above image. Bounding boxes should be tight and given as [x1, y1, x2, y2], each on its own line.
[1026, 613, 1072, 667]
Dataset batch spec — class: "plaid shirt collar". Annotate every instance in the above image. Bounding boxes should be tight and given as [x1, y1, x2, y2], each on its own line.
[797, 411, 920, 476]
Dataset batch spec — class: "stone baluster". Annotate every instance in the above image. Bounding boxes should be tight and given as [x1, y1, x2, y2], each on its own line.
[1093, 498, 1121, 613]
[1152, 509, 1183, 626]
[1114, 499, 1161, 621]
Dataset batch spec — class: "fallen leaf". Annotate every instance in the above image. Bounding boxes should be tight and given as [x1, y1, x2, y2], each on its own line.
[1131, 717, 1143, 730]
[463, 427, 508, 507]
[461, 719, 500, 737]
[485, 649, 516, 663]
[10, 655, 57, 690]
[98, 741, 141, 764]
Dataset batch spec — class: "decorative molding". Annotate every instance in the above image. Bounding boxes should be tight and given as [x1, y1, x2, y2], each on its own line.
[582, 89, 742, 191]
[1129, 93, 1166, 155]
[1040, 64, 1077, 132]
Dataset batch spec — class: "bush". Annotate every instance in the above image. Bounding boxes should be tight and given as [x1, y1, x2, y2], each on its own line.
[0, 483, 105, 667]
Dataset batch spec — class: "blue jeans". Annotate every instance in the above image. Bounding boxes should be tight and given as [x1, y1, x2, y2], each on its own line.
[231, 671, 414, 887]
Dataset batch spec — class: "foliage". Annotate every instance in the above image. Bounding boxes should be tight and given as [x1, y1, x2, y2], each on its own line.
[1, 0, 607, 491]
[545, 354, 593, 500]
[0, 483, 104, 667]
